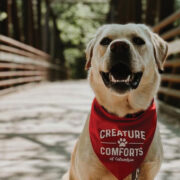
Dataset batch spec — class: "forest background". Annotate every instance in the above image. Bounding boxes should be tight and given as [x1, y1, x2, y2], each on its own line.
[0, 0, 179, 79]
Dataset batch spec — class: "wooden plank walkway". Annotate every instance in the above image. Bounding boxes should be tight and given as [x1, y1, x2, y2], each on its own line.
[0, 81, 179, 180]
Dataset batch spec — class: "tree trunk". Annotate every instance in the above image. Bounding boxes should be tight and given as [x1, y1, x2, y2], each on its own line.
[11, 0, 21, 40]
[28, 0, 35, 46]
[0, 0, 8, 35]
[22, 0, 28, 44]
[158, 0, 175, 34]
[107, 0, 142, 24]
[134, 0, 142, 23]
[107, 0, 125, 23]
[43, 0, 50, 53]
[48, 2, 67, 79]
[7, 0, 12, 37]
[37, 0, 42, 49]
[126, 0, 142, 23]
[145, 0, 158, 26]
[22, 0, 35, 46]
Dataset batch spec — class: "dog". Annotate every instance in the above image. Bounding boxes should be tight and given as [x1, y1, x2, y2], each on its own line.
[63, 24, 168, 180]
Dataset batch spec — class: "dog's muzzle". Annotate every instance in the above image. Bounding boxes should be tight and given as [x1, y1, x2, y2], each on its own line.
[100, 41, 143, 94]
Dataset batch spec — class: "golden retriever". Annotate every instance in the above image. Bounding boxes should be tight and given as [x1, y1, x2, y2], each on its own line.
[63, 24, 168, 180]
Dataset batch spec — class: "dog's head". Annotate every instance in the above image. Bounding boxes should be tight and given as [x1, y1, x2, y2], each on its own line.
[85, 24, 168, 95]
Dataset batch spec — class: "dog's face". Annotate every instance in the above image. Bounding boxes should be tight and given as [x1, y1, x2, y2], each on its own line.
[85, 24, 168, 95]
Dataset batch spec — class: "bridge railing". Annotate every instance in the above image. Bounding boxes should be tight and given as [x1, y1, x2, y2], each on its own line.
[0, 35, 54, 95]
[153, 10, 180, 109]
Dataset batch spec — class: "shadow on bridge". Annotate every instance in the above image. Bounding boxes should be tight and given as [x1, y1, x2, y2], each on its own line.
[0, 81, 93, 180]
[0, 81, 179, 180]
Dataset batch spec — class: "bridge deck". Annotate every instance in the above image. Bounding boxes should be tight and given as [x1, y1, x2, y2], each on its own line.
[0, 81, 179, 180]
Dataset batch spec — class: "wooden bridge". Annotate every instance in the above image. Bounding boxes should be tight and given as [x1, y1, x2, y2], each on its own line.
[0, 8, 180, 180]
[0, 80, 179, 180]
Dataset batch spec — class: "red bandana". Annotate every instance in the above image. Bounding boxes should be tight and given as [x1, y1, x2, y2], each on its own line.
[89, 98, 157, 180]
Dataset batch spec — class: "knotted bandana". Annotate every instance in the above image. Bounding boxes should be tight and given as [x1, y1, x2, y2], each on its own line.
[89, 98, 157, 180]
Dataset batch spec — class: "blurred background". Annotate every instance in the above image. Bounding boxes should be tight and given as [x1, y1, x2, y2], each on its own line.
[0, 0, 179, 180]
[0, 0, 180, 106]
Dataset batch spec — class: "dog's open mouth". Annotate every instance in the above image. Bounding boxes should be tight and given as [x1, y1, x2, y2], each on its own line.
[100, 63, 143, 93]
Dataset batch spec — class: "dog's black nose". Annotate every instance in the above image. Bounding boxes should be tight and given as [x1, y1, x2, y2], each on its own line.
[110, 41, 130, 54]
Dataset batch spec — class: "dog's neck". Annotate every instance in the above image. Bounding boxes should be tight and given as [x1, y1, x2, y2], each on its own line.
[95, 93, 154, 117]
[95, 95, 145, 117]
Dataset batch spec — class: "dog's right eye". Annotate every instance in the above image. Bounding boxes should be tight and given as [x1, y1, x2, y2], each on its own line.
[100, 37, 112, 46]
[132, 37, 145, 45]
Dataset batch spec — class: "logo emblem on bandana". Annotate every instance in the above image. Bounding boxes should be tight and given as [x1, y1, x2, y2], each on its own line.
[89, 98, 157, 180]
[118, 138, 127, 147]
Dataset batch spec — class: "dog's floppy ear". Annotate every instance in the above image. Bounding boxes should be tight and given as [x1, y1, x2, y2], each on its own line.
[85, 25, 107, 70]
[85, 38, 95, 70]
[151, 33, 168, 72]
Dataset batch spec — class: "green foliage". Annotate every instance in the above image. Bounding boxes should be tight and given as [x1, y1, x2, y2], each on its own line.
[175, 0, 180, 26]
[65, 48, 86, 79]
[51, 2, 109, 79]
[175, 0, 180, 9]
[0, 12, 7, 21]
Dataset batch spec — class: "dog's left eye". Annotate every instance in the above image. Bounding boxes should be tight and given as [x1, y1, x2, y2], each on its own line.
[132, 37, 145, 45]
[100, 37, 112, 46]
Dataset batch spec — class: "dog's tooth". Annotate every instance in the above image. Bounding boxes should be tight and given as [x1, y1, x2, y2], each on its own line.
[109, 74, 117, 83]
[127, 75, 130, 81]
[109, 74, 132, 83]
[112, 75, 117, 83]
